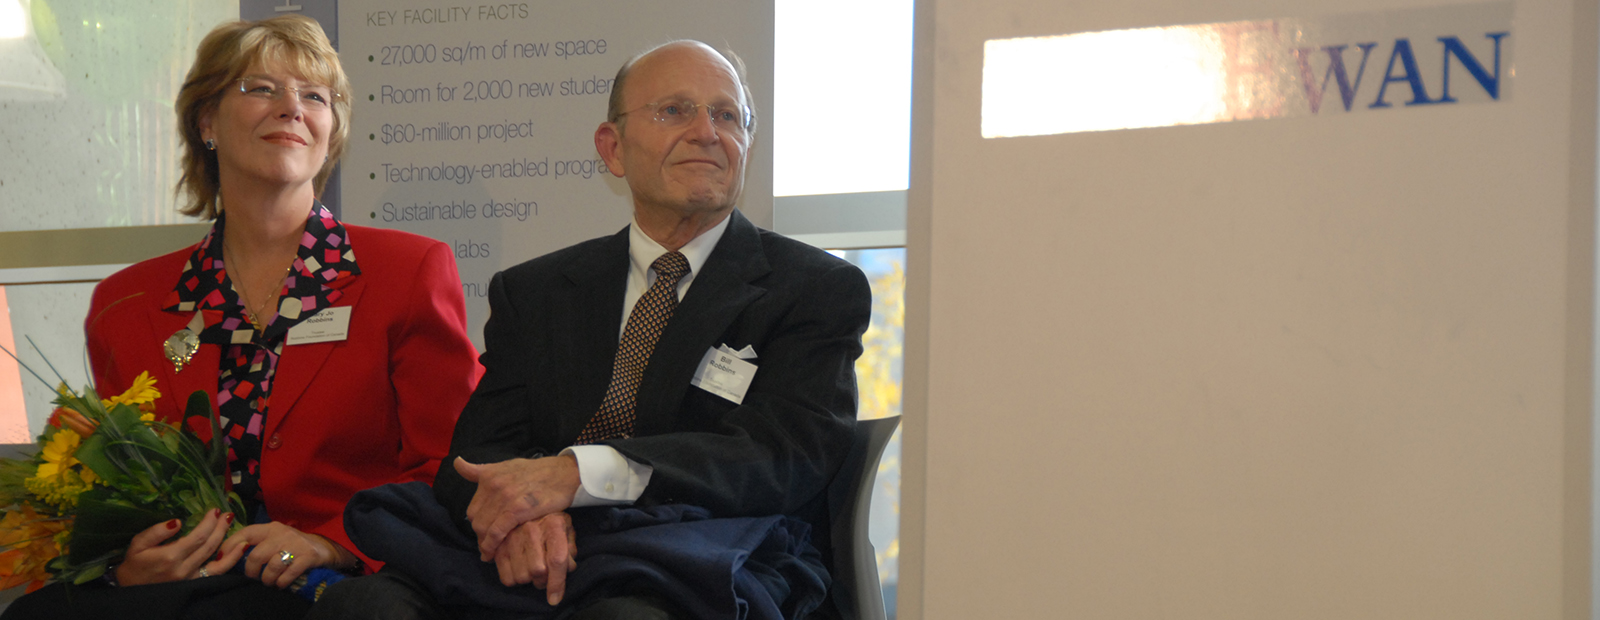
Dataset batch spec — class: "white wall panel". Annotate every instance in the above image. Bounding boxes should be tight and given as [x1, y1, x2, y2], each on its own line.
[901, 1, 1596, 618]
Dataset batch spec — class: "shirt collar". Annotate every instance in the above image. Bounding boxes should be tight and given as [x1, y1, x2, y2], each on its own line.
[627, 212, 731, 281]
[163, 202, 360, 318]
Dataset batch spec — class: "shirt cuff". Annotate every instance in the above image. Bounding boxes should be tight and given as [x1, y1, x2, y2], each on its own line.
[562, 444, 653, 507]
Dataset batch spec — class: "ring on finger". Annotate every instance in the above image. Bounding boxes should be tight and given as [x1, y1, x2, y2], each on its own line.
[197, 566, 210, 578]
[278, 550, 296, 566]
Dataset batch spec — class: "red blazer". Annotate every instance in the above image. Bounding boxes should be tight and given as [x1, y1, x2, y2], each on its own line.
[84, 224, 481, 570]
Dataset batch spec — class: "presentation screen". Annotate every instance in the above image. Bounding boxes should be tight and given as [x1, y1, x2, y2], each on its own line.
[338, 0, 775, 349]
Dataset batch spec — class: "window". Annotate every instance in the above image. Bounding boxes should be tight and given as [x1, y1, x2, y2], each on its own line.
[776, 1, 912, 614]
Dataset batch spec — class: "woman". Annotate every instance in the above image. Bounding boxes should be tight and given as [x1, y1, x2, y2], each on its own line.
[2, 15, 479, 619]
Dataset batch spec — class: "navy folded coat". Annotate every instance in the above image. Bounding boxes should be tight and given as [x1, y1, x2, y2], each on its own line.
[345, 482, 829, 620]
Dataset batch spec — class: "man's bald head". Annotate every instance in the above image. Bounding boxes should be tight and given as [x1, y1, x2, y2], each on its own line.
[606, 40, 757, 136]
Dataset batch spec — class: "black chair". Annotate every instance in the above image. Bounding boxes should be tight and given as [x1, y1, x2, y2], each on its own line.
[826, 415, 901, 620]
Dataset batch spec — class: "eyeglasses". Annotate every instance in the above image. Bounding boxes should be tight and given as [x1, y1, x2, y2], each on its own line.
[235, 76, 340, 110]
[618, 100, 752, 133]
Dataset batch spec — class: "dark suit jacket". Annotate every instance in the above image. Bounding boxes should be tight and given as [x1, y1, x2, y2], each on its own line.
[434, 209, 870, 612]
[85, 225, 481, 570]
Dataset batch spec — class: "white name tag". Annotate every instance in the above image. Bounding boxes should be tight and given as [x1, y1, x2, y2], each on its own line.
[691, 345, 758, 404]
[286, 306, 352, 345]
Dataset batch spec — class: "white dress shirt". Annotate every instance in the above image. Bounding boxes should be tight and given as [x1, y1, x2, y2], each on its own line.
[562, 214, 732, 506]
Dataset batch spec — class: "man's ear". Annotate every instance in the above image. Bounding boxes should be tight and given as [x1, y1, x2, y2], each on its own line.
[594, 122, 626, 178]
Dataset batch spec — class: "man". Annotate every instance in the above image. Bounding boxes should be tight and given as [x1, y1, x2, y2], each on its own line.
[430, 40, 871, 619]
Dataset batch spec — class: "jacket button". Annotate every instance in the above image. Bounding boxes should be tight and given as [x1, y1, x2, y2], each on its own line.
[266, 433, 282, 449]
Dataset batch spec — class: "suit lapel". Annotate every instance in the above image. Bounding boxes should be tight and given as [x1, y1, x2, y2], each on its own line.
[130, 298, 222, 429]
[265, 276, 366, 438]
[171, 310, 224, 417]
[557, 228, 630, 441]
[634, 210, 769, 436]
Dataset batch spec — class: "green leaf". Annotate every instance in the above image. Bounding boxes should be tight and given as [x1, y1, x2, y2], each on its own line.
[68, 488, 172, 564]
[75, 432, 133, 488]
[161, 432, 183, 455]
[69, 561, 106, 584]
[182, 390, 227, 475]
[55, 549, 117, 585]
[178, 490, 202, 516]
[52, 389, 238, 577]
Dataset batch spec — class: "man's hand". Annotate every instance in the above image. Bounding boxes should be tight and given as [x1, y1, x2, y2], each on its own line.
[493, 513, 577, 605]
[454, 455, 580, 559]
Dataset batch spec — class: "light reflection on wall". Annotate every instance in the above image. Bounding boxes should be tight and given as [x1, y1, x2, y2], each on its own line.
[982, 4, 1513, 138]
[983, 25, 1233, 137]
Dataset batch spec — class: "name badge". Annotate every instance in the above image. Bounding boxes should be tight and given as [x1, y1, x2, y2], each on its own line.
[691, 345, 758, 404]
[286, 306, 352, 345]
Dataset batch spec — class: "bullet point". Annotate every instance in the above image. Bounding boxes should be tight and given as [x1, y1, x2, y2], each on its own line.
[369, 173, 376, 179]
[368, 55, 374, 62]
[369, 133, 375, 140]
[369, 94, 374, 101]
[370, 212, 376, 219]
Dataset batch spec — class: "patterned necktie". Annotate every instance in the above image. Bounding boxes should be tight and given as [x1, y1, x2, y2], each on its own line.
[575, 251, 691, 443]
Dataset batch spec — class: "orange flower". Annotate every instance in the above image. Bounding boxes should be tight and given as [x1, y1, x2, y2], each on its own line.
[46, 408, 96, 437]
[0, 505, 66, 591]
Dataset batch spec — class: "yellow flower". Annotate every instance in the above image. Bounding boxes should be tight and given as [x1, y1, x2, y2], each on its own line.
[36, 429, 82, 479]
[0, 505, 66, 591]
[139, 412, 155, 423]
[102, 372, 160, 408]
[24, 429, 96, 508]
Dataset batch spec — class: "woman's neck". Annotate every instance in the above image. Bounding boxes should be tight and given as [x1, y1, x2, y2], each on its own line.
[216, 180, 315, 328]
[217, 179, 315, 259]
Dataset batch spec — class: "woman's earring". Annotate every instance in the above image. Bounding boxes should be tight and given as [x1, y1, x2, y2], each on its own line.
[205, 139, 216, 151]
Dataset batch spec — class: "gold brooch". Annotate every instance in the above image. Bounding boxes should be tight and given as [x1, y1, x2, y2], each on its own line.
[164, 312, 204, 372]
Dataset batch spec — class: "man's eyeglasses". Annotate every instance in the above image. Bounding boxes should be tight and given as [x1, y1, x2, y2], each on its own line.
[235, 76, 340, 110]
[619, 100, 752, 132]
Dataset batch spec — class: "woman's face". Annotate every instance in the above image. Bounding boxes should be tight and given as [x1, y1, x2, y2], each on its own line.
[200, 61, 335, 194]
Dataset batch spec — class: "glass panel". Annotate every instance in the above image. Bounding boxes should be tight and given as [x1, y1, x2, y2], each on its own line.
[0, 0, 236, 232]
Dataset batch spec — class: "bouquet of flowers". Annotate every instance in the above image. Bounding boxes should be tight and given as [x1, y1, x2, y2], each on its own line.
[0, 370, 241, 590]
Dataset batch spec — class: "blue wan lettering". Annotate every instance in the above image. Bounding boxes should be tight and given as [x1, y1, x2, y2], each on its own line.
[1294, 43, 1378, 113]
[1370, 38, 1435, 108]
[1437, 32, 1509, 102]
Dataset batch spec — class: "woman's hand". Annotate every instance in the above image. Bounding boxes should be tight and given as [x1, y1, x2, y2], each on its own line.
[218, 522, 358, 589]
[115, 509, 235, 586]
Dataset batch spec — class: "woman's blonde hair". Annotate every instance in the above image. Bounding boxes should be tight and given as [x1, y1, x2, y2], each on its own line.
[174, 15, 352, 219]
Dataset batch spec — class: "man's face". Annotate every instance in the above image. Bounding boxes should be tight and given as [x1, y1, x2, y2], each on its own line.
[596, 44, 750, 220]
